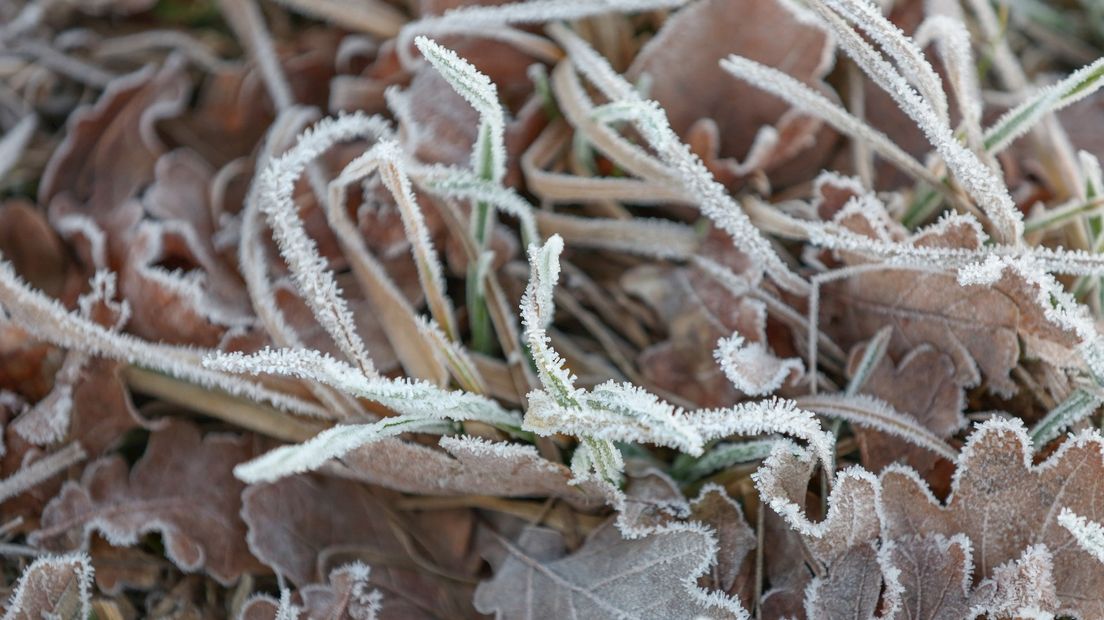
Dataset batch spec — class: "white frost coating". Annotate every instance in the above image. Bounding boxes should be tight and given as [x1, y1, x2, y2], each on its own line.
[1058, 509, 1104, 565]
[206, 348, 515, 426]
[398, 0, 690, 67]
[254, 113, 382, 376]
[804, 0, 1023, 243]
[414, 163, 540, 244]
[985, 57, 1104, 155]
[956, 255, 1104, 379]
[714, 333, 803, 396]
[0, 260, 326, 417]
[414, 37, 506, 185]
[0, 443, 85, 504]
[206, 347, 521, 483]
[796, 393, 959, 461]
[520, 237, 834, 483]
[914, 16, 984, 151]
[331, 140, 457, 340]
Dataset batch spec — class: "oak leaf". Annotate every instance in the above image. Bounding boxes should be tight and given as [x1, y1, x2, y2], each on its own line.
[31, 420, 261, 585]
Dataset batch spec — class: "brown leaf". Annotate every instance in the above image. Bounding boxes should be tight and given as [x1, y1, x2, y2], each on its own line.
[31, 420, 261, 586]
[242, 474, 477, 619]
[850, 342, 963, 487]
[473, 521, 746, 619]
[242, 563, 384, 620]
[825, 205, 1077, 396]
[625, 229, 773, 406]
[629, 0, 835, 184]
[40, 59, 191, 228]
[1, 553, 92, 620]
[884, 535, 972, 620]
[690, 484, 756, 600]
[880, 419, 1104, 617]
[324, 435, 608, 509]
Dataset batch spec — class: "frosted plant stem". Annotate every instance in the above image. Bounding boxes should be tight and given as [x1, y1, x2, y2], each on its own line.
[0, 442, 84, 503]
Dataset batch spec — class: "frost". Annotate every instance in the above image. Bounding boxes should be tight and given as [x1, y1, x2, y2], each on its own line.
[1058, 509, 1104, 566]
[713, 333, 803, 396]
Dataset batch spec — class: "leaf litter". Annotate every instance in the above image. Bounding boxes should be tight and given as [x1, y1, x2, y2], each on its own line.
[2, 0, 1104, 618]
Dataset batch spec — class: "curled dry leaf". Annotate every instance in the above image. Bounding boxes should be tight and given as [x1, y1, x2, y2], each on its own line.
[0, 552, 93, 620]
[30, 419, 261, 586]
[326, 435, 608, 509]
[629, 0, 836, 186]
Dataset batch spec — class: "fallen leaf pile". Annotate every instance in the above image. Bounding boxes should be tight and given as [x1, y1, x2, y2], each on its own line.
[1, 0, 1104, 618]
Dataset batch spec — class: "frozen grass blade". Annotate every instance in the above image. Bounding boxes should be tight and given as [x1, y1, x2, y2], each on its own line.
[415, 36, 507, 352]
[1029, 388, 1102, 447]
[796, 393, 959, 461]
[720, 56, 947, 193]
[255, 114, 381, 376]
[331, 140, 458, 342]
[985, 57, 1104, 154]
[806, 0, 1024, 243]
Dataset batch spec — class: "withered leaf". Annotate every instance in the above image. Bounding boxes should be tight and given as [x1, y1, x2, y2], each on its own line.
[881, 418, 1104, 617]
[629, 0, 834, 182]
[242, 473, 478, 619]
[850, 342, 963, 486]
[689, 484, 756, 600]
[31, 420, 260, 585]
[241, 562, 383, 620]
[884, 535, 972, 620]
[325, 435, 607, 509]
[1, 552, 92, 620]
[473, 521, 746, 619]
[825, 205, 1077, 396]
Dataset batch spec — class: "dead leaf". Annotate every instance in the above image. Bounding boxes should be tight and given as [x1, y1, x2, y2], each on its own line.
[31, 419, 261, 586]
[849, 342, 963, 488]
[473, 520, 746, 619]
[242, 473, 478, 619]
[326, 435, 607, 509]
[690, 484, 756, 601]
[880, 418, 1104, 618]
[1, 552, 92, 620]
[629, 0, 835, 184]
[824, 204, 1077, 396]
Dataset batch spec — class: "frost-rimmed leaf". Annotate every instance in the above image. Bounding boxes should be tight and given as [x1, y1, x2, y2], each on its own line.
[1, 552, 93, 620]
[880, 418, 1104, 617]
[30, 420, 260, 586]
[473, 520, 749, 619]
